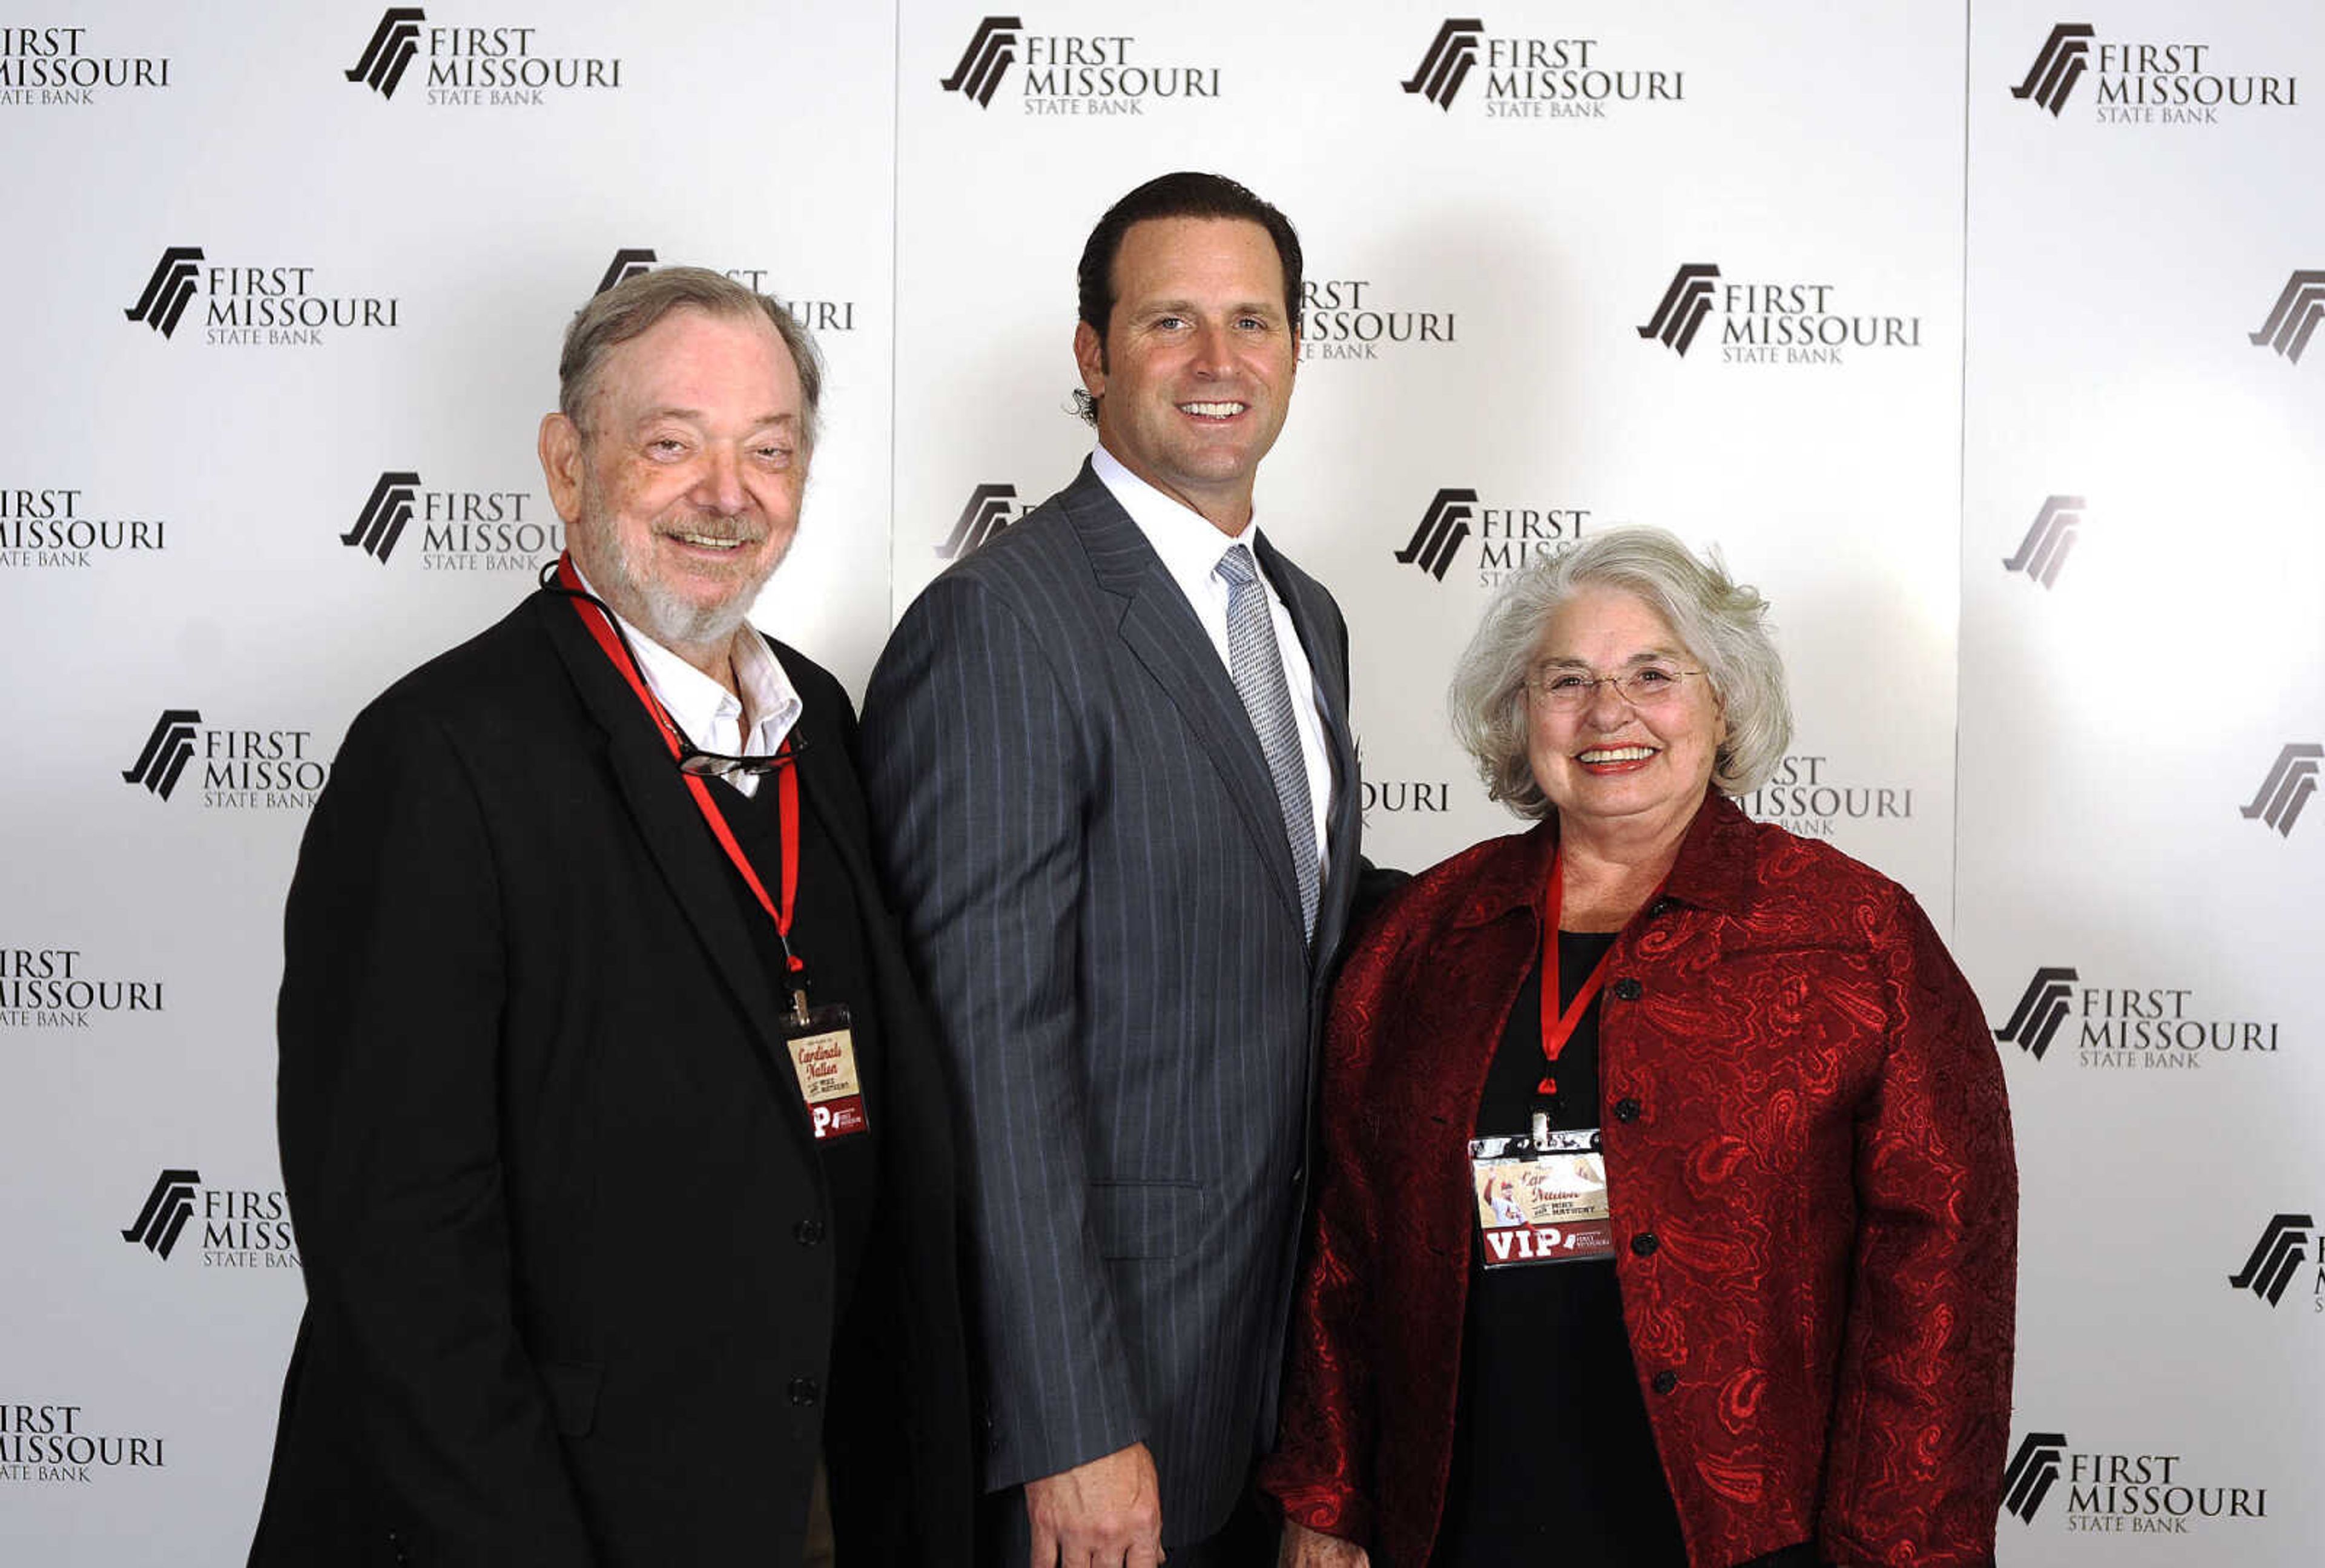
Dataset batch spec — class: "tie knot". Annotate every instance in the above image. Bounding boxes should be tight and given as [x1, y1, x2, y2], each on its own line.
[1216, 544, 1258, 588]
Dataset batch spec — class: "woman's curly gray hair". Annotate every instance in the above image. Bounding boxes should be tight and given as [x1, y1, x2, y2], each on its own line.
[1448, 526, 1792, 819]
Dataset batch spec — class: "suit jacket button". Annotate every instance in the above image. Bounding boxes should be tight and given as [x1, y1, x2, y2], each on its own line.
[793, 1219, 826, 1247]
[1614, 1097, 1641, 1123]
[1612, 978, 1643, 1001]
[1651, 1369, 1678, 1395]
[788, 1377, 821, 1406]
[1631, 1232, 1660, 1257]
[1648, 897, 1673, 918]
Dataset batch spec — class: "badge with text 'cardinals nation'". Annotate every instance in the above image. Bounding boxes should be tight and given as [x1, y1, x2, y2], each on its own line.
[782, 1002, 868, 1141]
[1469, 1129, 1613, 1268]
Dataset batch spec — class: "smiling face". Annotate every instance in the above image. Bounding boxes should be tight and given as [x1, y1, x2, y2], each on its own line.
[1525, 584, 1727, 843]
[538, 306, 807, 665]
[1073, 216, 1298, 533]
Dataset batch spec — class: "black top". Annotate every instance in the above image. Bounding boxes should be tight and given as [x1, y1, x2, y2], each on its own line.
[716, 763, 881, 1322]
[1431, 932, 1824, 1568]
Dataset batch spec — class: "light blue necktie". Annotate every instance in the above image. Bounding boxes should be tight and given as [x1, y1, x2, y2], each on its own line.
[1215, 544, 1320, 940]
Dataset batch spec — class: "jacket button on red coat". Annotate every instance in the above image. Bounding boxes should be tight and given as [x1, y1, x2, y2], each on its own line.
[1613, 977, 1643, 1001]
[1631, 1232, 1660, 1257]
[1651, 1370, 1678, 1395]
[1613, 1096, 1641, 1122]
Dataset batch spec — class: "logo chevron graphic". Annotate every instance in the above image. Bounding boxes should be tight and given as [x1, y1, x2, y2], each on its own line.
[121, 710, 204, 800]
[2002, 1431, 2068, 1523]
[2001, 496, 2083, 588]
[347, 8, 427, 99]
[1394, 488, 1477, 579]
[2249, 271, 2325, 363]
[1403, 19, 1485, 110]
[935, 483, 1019, 559]
[1637, 264, 1721, 355]
[2240, 743, 2323, 837]
[123, 247, 205, 339]
[121, 1168, 203, 1259]
[939, 16, 1023, 108]
[1994, 966, 2079, 1061]
[2011, 24, 2096, 115]
[344, 472, 422, 563]
[595, 248, 658, 296]
[2228, 1213, 2315, 1306]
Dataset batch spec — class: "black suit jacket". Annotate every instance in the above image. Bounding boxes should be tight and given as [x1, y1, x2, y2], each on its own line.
[249, 590, 974, 1567]
[860, 461, 1365, 1546]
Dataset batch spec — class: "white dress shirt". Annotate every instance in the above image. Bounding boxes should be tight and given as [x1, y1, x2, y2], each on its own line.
[573, 563, 801, 798]
[1090, 445, 1334, 873]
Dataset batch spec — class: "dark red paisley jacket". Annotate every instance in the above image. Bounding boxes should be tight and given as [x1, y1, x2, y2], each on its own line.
[1260, 796, 2016, 1568]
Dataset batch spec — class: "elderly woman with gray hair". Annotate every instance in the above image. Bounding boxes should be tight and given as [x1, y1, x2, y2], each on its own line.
[1262, 528, 2016, 1568]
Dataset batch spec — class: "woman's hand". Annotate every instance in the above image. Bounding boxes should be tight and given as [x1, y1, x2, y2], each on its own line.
[1277, 1518, 1371, 1568]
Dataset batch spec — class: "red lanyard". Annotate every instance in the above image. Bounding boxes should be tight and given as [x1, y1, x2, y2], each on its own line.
[1536, 848, 1651, 1098]
[556, 554, 803, 976]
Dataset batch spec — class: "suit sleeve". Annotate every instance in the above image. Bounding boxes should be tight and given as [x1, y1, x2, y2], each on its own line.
[858, 576, 1145, 1491]
[1820, 892, 2017, 1567]
[277, 697, 594, 1564]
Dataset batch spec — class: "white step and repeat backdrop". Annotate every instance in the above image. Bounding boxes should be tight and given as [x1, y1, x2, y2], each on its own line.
[2, 3, 2318, 1563]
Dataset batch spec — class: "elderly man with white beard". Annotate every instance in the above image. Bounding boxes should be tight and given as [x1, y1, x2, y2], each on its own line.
[248, 266, 974, 1568]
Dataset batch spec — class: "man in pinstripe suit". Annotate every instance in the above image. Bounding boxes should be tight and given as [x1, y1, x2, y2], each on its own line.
[861, 173, 1368, 1568]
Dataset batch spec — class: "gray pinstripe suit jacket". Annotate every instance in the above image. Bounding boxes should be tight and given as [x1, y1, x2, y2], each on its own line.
[860, 460, 1364, 1547]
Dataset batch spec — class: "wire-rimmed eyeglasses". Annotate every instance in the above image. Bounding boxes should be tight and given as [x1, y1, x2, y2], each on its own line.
[1523, 664, 1705, 713]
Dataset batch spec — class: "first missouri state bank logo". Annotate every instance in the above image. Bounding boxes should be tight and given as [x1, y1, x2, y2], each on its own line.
[346, 7, 424, 96]
[937, 16, 1218, 113]
[119, 1168, 297, 1268]
[341, 470, 550, 569]
[2002, 496, 2082, 589]
[1396, 489, 1474, 579]
[345, 8, 622, 104]
[122, 247, 401, 346]
[1993, 964, 2278, 1069]
[2003, 1431, 2066, 1522]
[1994, 967, 2077, 1061]
[586, 249, 859, 335]
[2250, 272, 2325, 364]
[2002, 1425, 2269, 1532]
[120, 1170, 200, 1260]
[345, 472, 419, 562]
[2011, 24, 2092, 114]
[119, 710, 328, 809]
[2229, 1214, 2313, 1308]
[1404, 20, 1481, 108]
[940, 16, 1020, 107]
[1637, 262, 1921, 366]
[2241, 743, 2321, 837]
[120, 710, 201, 800]
[122, 247, 202, 338]
[1639, 264, 1719, 355]
[1399, 18, 1682, 118]
[935, 483, 1030, 559]
[1391, 489, 1597, 586]
[2010, 23, 2295, 124]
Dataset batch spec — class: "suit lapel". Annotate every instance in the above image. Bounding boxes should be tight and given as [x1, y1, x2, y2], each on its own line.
[535, 595, 799, 1070]
[1062, 464, 1305, 933]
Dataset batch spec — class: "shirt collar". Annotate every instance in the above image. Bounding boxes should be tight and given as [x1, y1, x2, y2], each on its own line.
[1091, 443, 1262, 595]
[1450, 791, 1758, 931]
[571, 561, 801, 755]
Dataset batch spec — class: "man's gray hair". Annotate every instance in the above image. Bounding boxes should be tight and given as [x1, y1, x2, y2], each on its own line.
[1448, 525, 1792, 819]
[556, 265, 823, 452]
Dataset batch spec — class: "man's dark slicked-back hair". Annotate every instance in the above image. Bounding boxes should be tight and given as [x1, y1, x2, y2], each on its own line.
[1075, 171, 1304, 344]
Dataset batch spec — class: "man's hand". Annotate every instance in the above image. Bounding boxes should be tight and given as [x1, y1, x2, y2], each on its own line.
[1025, 1442, 1164, 1568]
[1278, 1519, 1370, 1568]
